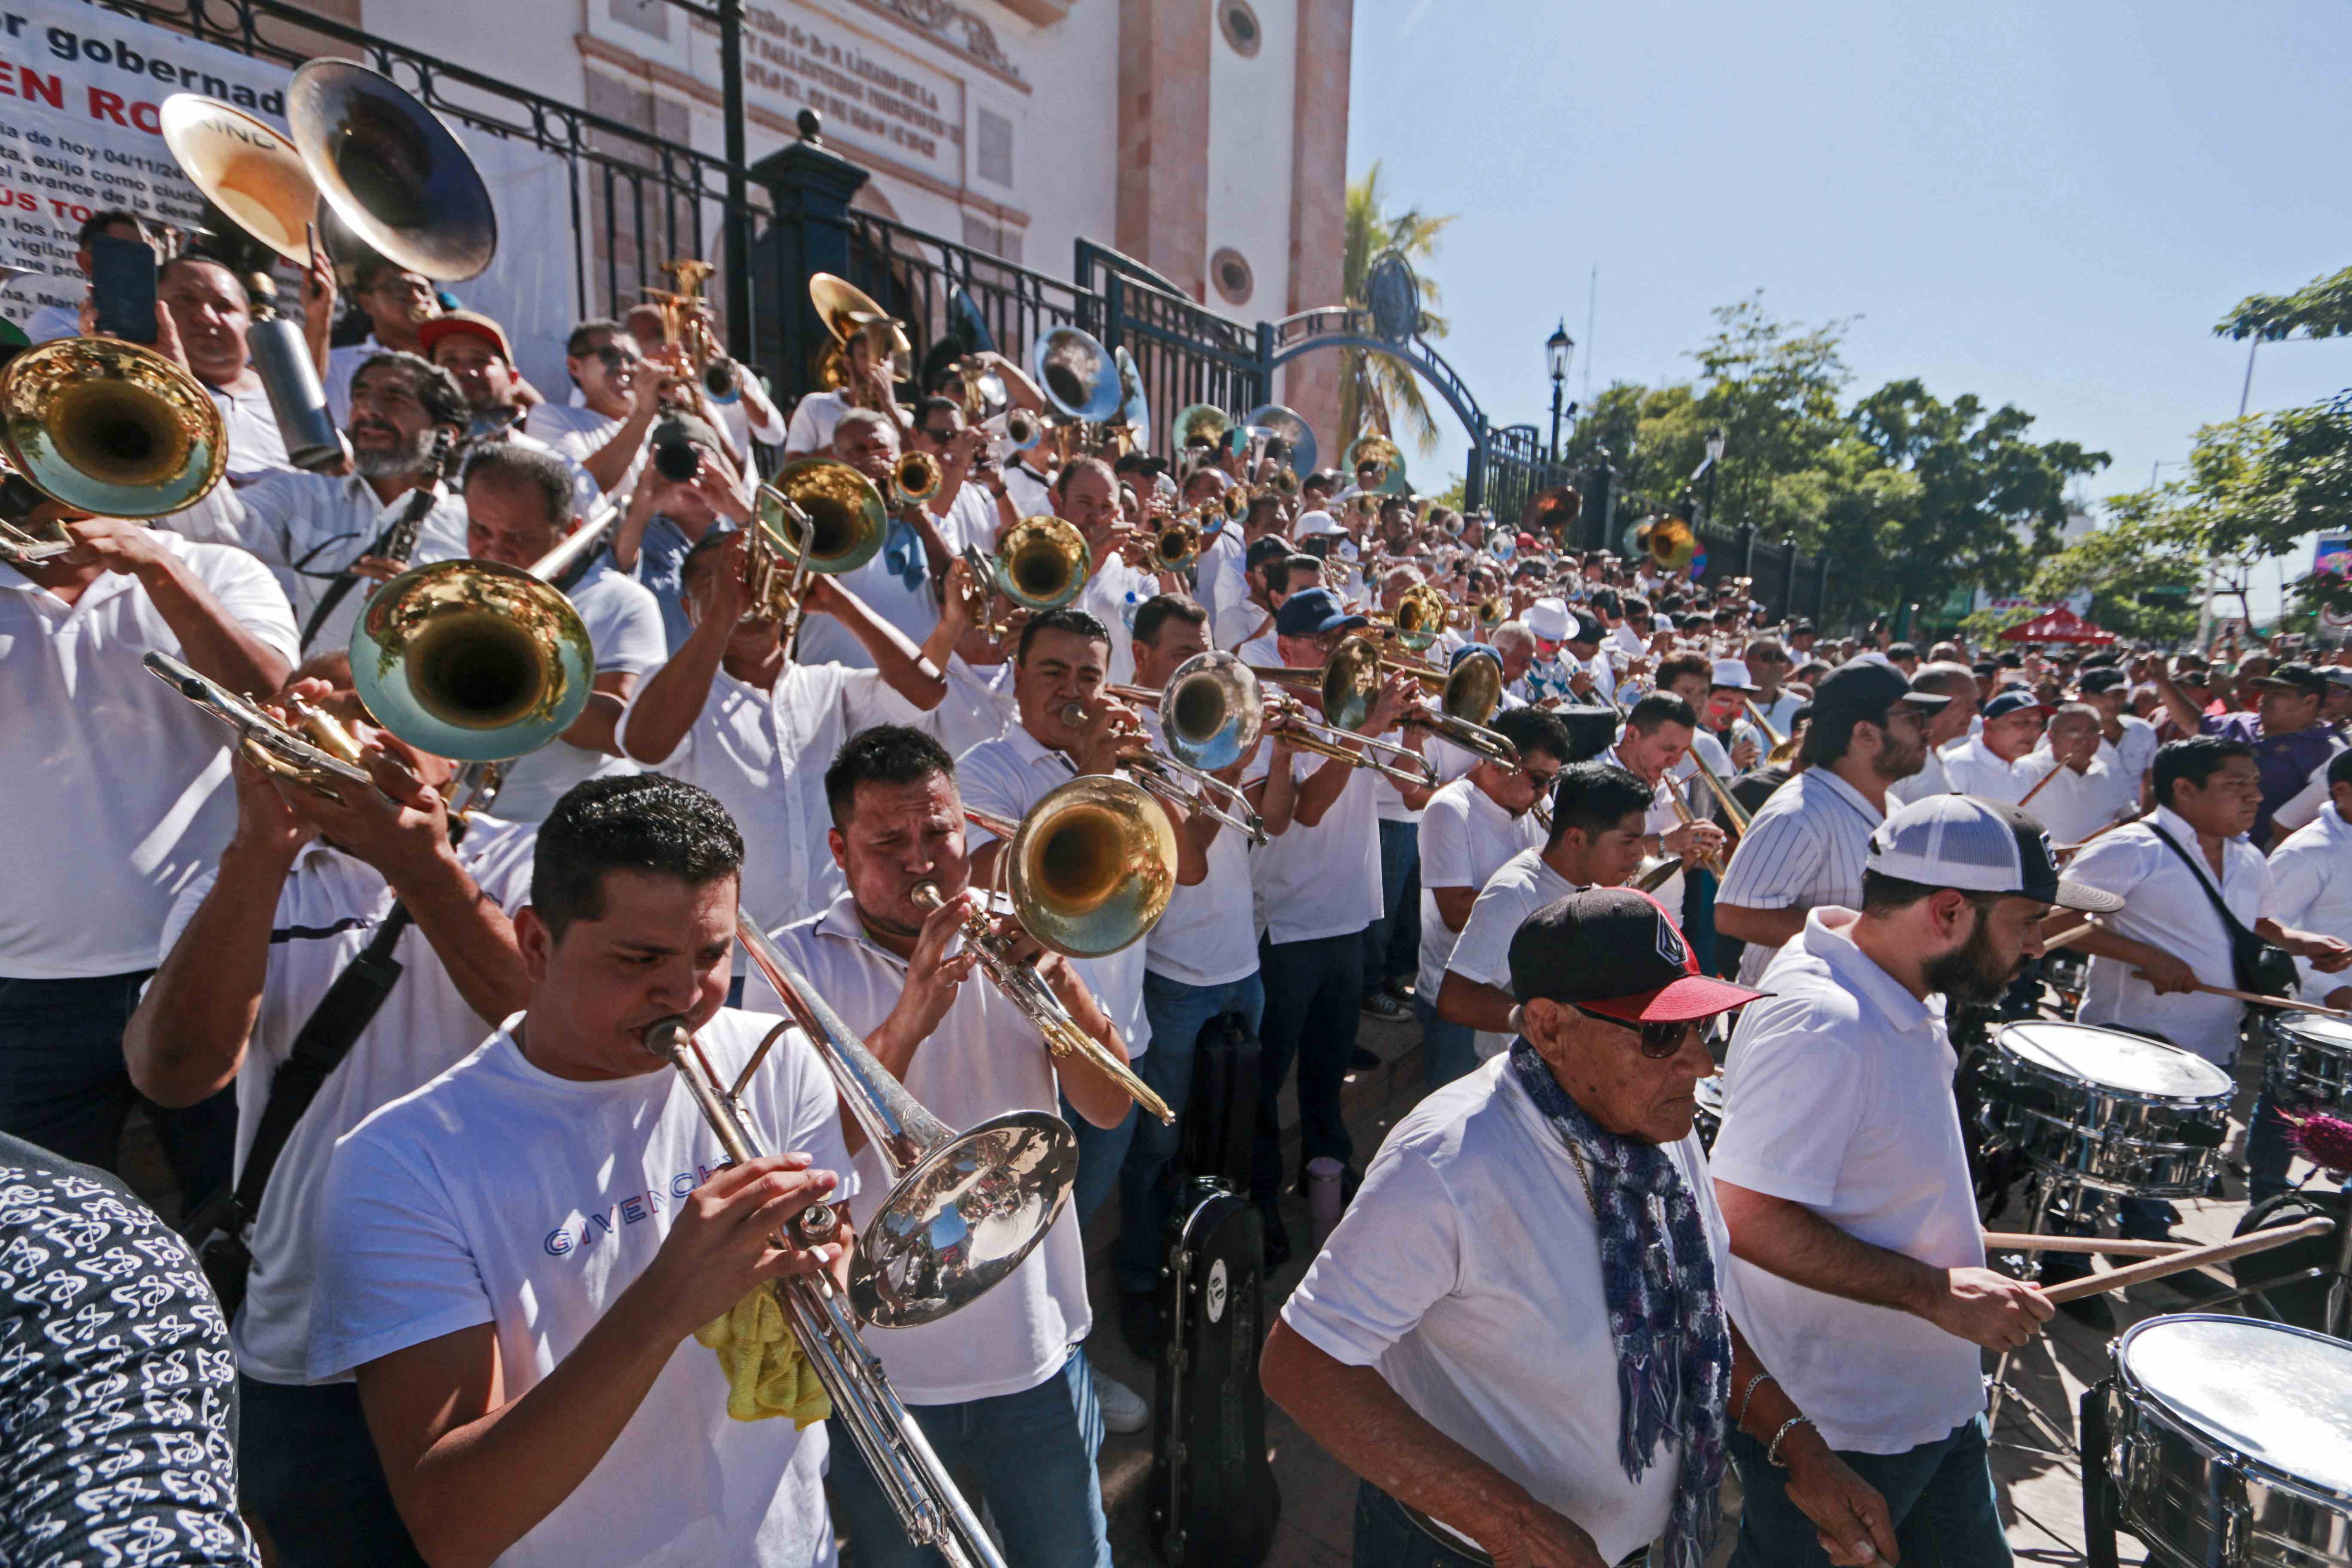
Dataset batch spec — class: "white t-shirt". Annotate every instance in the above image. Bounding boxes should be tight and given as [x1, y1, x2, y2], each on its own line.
[619, 661, 922, 939]
[1080, 555, 1158, 689]
[1444, 848, 1578, 1062]
[2064, 805, 2266, 1063]
[957, 724, 1150, 1059]
[1281, 1056, 1729, 1566]
[1000, 459, 1053, 522]
[208, 377, 295, 482]
[2012, 751, 2120, 846]
[1414, 779, 1544, 1005]
[1939, 735, 2031, 805]
[157, 822, 537, 1383]
[2112, 714, 2159, 799]
[2, 536, 299, 977]
[2261, 804, 2352, 1001]
[761, 897, 1089, 1403]
[310, 1009, 850, 1568]
[781, 388, 854, 456]
[1246, 741, 1384, 945]
[1713, 909, 1986, 1454]
[1716, 766, 1886, 987]
[1139, 713, 1259, 988]
[487, 559, 665, 823]
[322, 334, 386, 430]
[922, 653, 1017, 762]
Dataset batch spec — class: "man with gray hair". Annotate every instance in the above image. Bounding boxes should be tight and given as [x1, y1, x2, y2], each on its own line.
[454, 443, 666, 821]
[161, 350, 472, 654]
[794, 406, 953, 668]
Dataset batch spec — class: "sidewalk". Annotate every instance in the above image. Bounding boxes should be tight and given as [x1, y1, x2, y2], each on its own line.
[1080, 1011, 2301, 1568]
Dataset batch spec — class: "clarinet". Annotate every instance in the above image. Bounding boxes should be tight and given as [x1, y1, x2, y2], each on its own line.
[299, 429, 459, 652]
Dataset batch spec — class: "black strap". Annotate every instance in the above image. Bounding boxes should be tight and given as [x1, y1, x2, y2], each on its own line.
[2146, 821, 2254, 946]
[298, 503, 426, 651]
[178, 901, 415, 1245]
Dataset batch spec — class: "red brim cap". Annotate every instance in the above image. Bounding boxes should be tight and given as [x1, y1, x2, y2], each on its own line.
[1578, 973, 1769, 1024]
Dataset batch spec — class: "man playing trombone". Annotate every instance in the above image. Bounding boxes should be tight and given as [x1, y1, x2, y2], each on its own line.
[767, 725, 1135, 1567]
[309, 775, 856, 1568]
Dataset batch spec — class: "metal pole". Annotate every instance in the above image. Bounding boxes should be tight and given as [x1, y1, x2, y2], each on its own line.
[1548, 379, 1562, 467]
[719, 0, 751, 361]
[2238, 337, 2260, 420]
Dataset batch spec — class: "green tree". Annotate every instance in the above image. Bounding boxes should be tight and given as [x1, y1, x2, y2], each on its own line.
[2025, 489, 2205, 645]
[1339, 162, 1453, 460]
[2217, 265, 2352, 343]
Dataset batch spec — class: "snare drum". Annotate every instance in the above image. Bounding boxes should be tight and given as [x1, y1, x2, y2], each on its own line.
[1978, 1021, 2234, 1197]
[1694, 1073, 1724, 1152]
[2265, 1011, 2352, 1112]
[2099, 1314, 2352, 1568]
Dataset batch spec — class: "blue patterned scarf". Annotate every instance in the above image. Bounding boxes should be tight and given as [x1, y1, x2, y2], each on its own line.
[1510, 1041, 1729, 1568]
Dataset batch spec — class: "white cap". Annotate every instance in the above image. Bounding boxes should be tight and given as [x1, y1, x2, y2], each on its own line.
[1526, 597, 1572, 641]
[1709, 657, 1758, 692]
[1866, 794, 2122, 912]
[1295, 509, 1344, 537]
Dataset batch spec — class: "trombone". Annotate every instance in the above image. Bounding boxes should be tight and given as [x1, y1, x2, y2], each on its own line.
[747, 458, 889, 646]
[0, 514, 75, 566]
[1316, 636, 1522, 772]
[974, 515, 1091, 615]
[647, 925, 1043, 1568]
[1245, 649, 1439, 791]
[927, 777, 1182, 1123]
[145, 650, 376, 799]
[1742, 695, 1787, 755]
[1093, 651, 1267, 844]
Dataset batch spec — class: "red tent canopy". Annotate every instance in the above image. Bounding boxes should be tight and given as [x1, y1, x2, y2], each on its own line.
[1998, 604, 2115, 645]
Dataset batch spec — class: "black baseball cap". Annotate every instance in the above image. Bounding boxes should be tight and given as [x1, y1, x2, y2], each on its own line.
[1274, 587, 1367, 637]
[1508, 888, 1767, 1022]
[1555, 705, 1622, 763]
[2077, 668, 2129, 696]
[1810, 657, 1950, 730]
[2254, 662, 2329, 700]
[1244, 535, 1293, 571]
[1981, 689, 2052, 722]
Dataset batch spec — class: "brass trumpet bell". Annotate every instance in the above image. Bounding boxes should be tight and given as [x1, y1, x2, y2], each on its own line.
[1002, 775, 1179, 959]
[1150, 519, 1199, 571]
[1029, 325, 1122, 422]
[995, 515, 1091, 611]
[287, 60, 496, 281]
[1647, 514, 1700, 570]
[159, 95, 317, 266]
[0, 339, 228, 518]
[1244, 402, 1319, 478]
[1389, 582, 1446, 652]
[349, 559, 594, 763]
[1174, 402, 1232, 452]
[753, 457, 888, 576]
[889, 449, 943, 510]
[1158, 651, 1262, 771]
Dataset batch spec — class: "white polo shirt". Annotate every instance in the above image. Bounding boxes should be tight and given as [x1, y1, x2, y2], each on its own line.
[1281, 1056, 1729, 1565]
[2, 536, 299, 978]
[208, 377, 295, 482]
[2112, 714, 2160, 797]
[956, 723, 1150, 1059]
[1140, 714, 1259, 989]
[1713, 908, 1987, 1455]
[311, 1009, 848, 1568]
[922, 653, 1017, 762]
[1717, 766, 1886, 987]
[2014, 752, 2120, 845]
[156, 821, 537, 1384]
[1246, 739, 1384, 946]
[1415, 779, 1544, 1005]
[762, 896, 1090, 1403]
[2263, 804, 2352, 1001]
[2063, 805, 2265, 1065]
[1443, 847, 1579, 1062]
[1079, 555, 1158, 689]
[1939, 735, 2031, 805]
[618, 661, 922, 940]
[781, 387, 855, 456]
[486, 559, 666, 824]
[163, 470, 470, 653]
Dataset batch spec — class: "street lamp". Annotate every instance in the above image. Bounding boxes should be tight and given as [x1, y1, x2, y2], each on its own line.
[1702, 428, 1726, 527]
[1546, 320, 1574, 463]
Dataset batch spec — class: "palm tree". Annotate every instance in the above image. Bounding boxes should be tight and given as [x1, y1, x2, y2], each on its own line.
[1339, 161, 1455, 459]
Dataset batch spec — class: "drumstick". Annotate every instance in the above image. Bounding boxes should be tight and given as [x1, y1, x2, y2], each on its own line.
[2044, 920, 2096, 950]
[2189, 983, 2352, 1021]
[2038, 1215, 2335, 1304]
[2016, 763, 2065, 811]
[1980, 1232, 2193, 1259]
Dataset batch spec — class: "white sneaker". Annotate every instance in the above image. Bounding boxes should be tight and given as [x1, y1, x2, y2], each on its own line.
[1094, 1368, 1149, 1435]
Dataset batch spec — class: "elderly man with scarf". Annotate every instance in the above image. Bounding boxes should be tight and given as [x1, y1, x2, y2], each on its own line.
[1263, 888, 1895, 1568]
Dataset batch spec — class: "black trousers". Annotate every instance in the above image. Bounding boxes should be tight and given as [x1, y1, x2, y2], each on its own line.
[1252, 930, 1365, 1204]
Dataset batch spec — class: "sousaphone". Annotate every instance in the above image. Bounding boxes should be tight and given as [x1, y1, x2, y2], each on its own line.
[288, 59, 497, 281]
[1244, 402, 1319, 478]
[808, 272, 913, 358]
[1030, 325, 1122, 423]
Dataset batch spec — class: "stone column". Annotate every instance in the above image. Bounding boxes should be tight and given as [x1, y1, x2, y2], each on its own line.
[1283, 0, 1353, 446]
[1115, 0, 1212, 301]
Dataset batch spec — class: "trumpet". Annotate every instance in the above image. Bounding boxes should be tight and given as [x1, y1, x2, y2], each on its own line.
[1145, 517, 1201, 571]
[645, 940, 1027, 1568]
[747, 458, 889, 645]
[145, 650, 377, 799]
[989, 515, 1092, 612]
[652, 258, 736, 398]
[1246, 651, 1441, 791]
[1091, 652, 1267, 844]
[1664, 784, 1729, 877]
[920, 777, 1180, 1122]
[886, 450, 943, 512]
[1683, 748, 1753, 836]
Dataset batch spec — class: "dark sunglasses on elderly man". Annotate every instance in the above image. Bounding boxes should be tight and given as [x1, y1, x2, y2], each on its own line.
[1573, 1006, 1702, 1060]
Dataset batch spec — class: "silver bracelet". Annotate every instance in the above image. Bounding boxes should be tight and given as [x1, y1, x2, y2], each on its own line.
[1734, 1371, 1775, 1429]
[1766, 1414, 1814, 1468]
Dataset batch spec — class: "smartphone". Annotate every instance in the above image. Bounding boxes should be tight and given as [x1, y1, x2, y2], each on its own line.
[89, 232, 157, 344]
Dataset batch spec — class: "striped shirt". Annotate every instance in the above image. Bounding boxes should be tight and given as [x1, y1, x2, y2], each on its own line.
[1717, 765, 1887, 986]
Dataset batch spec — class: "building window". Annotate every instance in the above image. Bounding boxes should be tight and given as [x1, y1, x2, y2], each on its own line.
[609, 0, 669, 40]
[976, 108, 1014, 187]
[1210, 246, 1254, 306]
[1218, 0, 1262, 58]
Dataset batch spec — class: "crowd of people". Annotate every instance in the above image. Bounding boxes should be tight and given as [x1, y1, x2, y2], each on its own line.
[8, 202, 2352, 1568]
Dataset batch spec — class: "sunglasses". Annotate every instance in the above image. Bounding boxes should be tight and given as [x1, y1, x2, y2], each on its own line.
[589, 346, 637, 371]
[1574, 1005, 1703, 1060]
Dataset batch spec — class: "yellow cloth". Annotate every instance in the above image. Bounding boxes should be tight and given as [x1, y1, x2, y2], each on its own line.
[695, 1284, 832, 1427]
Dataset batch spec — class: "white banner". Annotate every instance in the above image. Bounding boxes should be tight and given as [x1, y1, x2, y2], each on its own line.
[0, 0, 574, 399]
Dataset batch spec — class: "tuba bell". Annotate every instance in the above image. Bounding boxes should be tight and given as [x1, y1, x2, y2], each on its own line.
[1345, 434, 1404, 492]
[1647, 514, 1700, 570]
[1244, 402, 1319, 478]
[0, 338, 228, 518]
[1029, 325, 1123, 424]
[287, 59, 497, 282]
[1173, 402, 1232, 454]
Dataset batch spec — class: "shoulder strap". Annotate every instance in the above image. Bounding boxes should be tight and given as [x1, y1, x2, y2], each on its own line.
[2144, 821, 2252, 941]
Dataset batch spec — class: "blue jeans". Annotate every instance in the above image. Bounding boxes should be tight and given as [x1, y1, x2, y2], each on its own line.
[1415, 997, 1479, 1090]
[1363, 819, 1420, 992]
[1115, 970, 1265, 1295]
[1255, 931, 1365, 1204]
[1061, 1095, 1134, 1228]
[0, 971, 236, 1202]
[239, 1377, 425, 1568]
[1730, 1415, 2008, 1568]
[825, 1344, 1109, 1568]
[2248, 1079, 2299, 1203]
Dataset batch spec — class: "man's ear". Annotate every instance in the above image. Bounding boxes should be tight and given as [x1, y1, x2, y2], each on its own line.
[828, 827, 849, 873]
[514, 905, 553, 985]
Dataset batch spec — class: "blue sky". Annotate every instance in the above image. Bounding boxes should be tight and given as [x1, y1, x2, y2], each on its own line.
[1344, 0, 2352, 609]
